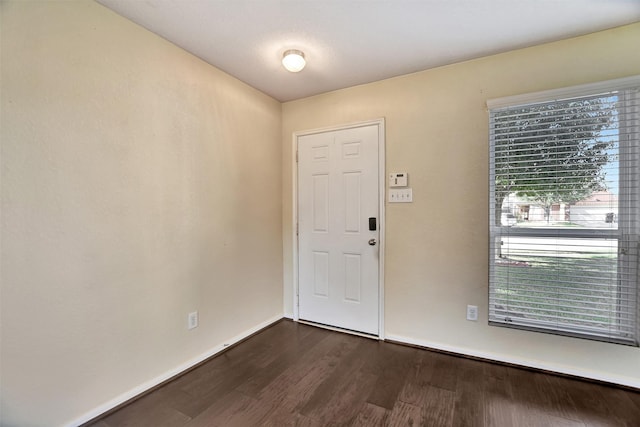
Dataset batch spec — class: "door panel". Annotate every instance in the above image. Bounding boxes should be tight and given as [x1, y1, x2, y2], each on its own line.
[312, 251, 329, 297]
[344, 253, 362, 302]
[312, 174, 329, 232]
[298, 124, 380, 335]
[344, 172, 361, 233]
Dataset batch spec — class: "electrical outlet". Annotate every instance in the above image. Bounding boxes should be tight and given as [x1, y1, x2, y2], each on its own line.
[466, 305, 478, 321]
[188, 311, 198, 330]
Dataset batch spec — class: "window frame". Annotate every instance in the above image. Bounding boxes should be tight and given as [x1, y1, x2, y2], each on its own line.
[487, 75, 640, 345]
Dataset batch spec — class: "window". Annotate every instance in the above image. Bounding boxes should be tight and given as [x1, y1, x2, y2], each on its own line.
[488, 77, 640, 345]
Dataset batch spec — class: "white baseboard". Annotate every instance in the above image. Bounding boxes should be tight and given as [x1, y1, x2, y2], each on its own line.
[67, 314, 283, 427]
[384, 333, 639, 389]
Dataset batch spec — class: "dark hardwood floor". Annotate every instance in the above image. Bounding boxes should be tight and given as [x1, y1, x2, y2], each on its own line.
[87, 320, 640, 426]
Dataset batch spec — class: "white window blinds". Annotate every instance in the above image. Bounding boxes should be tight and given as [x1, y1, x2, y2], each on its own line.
[488, 77, 640, 345]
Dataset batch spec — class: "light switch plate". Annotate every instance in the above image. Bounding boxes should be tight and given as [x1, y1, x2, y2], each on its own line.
[389, 188, 413, 203]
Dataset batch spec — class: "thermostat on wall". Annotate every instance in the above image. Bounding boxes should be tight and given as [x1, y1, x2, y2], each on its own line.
[389, 172, 408, 187]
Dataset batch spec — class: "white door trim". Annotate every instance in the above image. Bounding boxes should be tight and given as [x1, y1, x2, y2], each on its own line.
[291, 118, 385, 339]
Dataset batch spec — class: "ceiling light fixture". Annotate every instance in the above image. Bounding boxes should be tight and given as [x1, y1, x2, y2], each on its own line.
[282, 49, 306, 72]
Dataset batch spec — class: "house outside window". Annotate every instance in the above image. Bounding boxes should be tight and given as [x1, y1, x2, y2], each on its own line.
[488, 76, 640, 345]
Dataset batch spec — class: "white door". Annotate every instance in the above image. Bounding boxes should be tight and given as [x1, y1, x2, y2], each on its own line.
[297, 124, 380, 335]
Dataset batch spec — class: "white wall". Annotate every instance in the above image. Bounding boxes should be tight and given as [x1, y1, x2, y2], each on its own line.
[282, 23, 640, 387]
[1, 1, 283, 426]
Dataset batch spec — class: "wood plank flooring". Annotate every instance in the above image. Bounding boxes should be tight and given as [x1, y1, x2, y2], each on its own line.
[86, 320, 640, 427]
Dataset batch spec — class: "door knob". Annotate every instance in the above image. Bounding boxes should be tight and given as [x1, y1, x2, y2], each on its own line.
[368, 238, 377, 246]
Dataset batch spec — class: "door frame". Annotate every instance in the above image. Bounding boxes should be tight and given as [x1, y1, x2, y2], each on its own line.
[291, 118, 386, 339]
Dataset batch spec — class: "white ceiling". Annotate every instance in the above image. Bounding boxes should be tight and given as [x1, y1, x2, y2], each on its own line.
[97, 0, 640, 102]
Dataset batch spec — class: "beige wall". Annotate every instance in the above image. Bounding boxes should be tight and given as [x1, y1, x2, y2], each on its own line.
[1, 1, 282, 426]
[2, 1, 639, 425]
[282, 24, 640, 386]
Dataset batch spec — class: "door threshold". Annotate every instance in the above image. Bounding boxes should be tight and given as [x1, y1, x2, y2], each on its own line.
[297, 319, 380, 340]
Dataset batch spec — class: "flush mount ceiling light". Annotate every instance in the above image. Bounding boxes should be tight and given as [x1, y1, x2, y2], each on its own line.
[282, 49, 306, 72]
